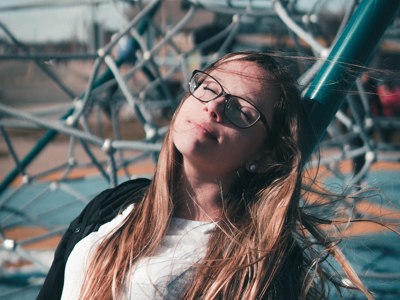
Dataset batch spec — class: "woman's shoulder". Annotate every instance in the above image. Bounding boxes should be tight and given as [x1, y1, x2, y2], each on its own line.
[98, 177, 151, 206]
[36, 178, 152, 300]
[83, 177, 151, 223]
[63, 178, 150, 250]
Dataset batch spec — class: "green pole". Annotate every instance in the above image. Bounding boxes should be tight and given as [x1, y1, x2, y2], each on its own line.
[303, 0, 400, 158]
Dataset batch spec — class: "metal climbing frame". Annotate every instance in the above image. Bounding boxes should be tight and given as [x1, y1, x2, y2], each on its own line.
[0, 0, 399, 297]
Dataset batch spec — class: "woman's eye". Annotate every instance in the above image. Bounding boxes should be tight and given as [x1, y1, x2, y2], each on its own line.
[235, 105, 249, 117]
[203, 85, 218, 95]
[240, 109, 253, 121]
[232, 101, 244, 112]
[230, 100, 256, 121]
[233, 103, 251, 119]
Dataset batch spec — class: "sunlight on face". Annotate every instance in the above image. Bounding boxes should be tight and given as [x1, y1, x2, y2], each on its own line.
[172, 60, 278, 180]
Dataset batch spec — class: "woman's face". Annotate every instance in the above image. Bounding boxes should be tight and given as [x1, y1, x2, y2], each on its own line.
[172, 60, 277, 180]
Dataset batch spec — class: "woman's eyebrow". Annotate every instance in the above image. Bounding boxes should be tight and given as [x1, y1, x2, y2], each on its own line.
[229, 89, 259, 106]
[211, 70, 266, 108]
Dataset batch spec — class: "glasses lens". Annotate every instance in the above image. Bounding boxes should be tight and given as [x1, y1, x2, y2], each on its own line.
[189, 71, 265, 129]
[225, 97, 260, 128]
[190, 72, 222, 102]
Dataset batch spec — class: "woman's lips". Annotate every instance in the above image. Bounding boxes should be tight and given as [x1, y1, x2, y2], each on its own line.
[194, 122, 218, 141]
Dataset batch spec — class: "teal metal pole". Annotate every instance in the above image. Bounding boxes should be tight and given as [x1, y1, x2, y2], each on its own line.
[303, 0, 400, 158]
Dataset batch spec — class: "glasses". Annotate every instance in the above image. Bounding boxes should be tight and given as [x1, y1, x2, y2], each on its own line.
[188, 70, 270, 130]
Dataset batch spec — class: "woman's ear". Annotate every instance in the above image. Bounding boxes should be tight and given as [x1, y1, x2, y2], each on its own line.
[246, 150, 276, 174]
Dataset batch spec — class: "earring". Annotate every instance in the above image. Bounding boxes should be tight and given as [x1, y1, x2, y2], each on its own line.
[248, 163, 257, 172]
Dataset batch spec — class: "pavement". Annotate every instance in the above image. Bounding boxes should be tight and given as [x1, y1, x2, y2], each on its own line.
[0, 150, 399, 299]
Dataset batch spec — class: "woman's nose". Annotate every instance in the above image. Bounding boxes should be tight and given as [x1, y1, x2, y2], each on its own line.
[203, 97, 225, 122]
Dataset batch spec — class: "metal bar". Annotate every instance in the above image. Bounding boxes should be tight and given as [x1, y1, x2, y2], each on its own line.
[303, 0, 400, 158]
[0, 53, 98, 60]
[0, 22, 77, 99]
[0, 108, 73, 195]
[274, 0, 326, 56]
[0, 1, 161, 194]
[0, 1, 108, 12]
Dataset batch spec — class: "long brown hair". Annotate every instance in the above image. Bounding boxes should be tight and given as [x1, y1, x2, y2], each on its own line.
[80, 52, 373, 299]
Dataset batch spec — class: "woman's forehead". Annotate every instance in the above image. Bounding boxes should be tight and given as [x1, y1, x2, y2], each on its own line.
[211, 60, 267, 79]
[209, 61, 274, 97]
[209, 60, 277, 120]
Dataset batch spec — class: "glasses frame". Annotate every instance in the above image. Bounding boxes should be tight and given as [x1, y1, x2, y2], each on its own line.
[188, 70, 270, 131]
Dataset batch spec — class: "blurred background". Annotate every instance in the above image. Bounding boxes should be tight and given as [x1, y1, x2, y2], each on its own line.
[0, 0, 399, 299]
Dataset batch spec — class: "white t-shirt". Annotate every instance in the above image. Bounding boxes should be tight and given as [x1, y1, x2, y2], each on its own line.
[61, 205, 215, 300]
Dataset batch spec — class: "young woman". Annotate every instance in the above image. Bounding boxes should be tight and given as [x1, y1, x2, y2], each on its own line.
[38, 51, 373, 299]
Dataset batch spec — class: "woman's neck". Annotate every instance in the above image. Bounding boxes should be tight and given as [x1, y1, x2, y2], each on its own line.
[173, 165, 236, 222]
[172, 157, 242, 221]
[174, 183, 221, 221]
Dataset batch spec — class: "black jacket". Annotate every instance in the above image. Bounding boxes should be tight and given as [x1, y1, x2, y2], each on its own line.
[37, 178, 151, 300]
